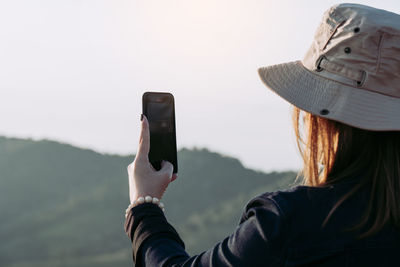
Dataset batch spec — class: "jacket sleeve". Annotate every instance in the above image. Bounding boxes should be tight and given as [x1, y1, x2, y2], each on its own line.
[124, 194, 288, 267]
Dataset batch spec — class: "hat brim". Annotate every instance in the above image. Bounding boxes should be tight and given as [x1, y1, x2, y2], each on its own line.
[258, 61, 400, 131]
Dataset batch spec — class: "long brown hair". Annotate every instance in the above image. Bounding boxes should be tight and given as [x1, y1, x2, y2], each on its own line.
[292, 106, 400, 238]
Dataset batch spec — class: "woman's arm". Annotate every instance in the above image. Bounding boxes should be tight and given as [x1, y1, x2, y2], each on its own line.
[125, 193, 288, 267]
[125, 116, 288, 266]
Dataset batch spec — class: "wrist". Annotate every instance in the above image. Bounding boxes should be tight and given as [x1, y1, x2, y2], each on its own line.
[130, 191, 162, 204]
[125, 195, 165, 218]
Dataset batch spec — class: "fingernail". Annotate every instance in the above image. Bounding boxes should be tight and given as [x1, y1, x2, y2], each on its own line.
[140, 114, 143, 121]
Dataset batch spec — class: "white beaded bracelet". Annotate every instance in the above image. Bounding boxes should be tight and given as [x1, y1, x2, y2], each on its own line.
[125, 196, 165, 218]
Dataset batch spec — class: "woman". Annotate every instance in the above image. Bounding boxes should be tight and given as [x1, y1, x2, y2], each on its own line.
[125, 3, 400, 266]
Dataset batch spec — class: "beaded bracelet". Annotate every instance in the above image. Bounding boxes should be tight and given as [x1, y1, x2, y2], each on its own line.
[125, 196, 165, 218]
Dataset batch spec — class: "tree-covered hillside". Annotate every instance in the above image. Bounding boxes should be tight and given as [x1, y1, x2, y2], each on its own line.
[0, 137, 297, 266]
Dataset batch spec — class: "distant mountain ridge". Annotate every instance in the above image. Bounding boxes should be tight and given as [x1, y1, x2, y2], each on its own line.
[0, 136, 297, 267]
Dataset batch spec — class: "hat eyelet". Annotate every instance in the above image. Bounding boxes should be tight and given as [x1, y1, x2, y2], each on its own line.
[320, 109, 330, 116]
[315, 55, 326, 72]
[344, 47, 351, 54]
[355, 71, 367, 87]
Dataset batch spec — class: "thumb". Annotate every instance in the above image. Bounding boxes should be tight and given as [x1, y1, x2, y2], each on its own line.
[160, 160, 174, 179]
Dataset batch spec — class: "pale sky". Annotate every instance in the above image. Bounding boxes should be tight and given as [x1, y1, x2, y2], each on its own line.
[1, 0, 399, 172]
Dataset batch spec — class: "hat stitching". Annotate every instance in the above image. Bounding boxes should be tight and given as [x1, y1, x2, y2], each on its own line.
[322, 19, 346, 50]
[375, 33, 385, 74]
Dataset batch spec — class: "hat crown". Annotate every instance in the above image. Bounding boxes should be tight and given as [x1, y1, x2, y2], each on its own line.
[302, 3, 400, 97]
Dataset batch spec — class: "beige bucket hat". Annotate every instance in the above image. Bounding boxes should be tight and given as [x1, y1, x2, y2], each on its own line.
[258, 3, 400, 131]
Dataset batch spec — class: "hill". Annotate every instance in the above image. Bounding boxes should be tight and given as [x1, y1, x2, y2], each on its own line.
[0, 137, 297, 266]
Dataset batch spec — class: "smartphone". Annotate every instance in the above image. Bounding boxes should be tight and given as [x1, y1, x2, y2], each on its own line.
[142, 92, 178, 173]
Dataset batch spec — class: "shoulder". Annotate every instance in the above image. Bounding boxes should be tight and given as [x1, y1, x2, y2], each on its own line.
[242, 185, 338, 228]
[246, 185, 332, 210]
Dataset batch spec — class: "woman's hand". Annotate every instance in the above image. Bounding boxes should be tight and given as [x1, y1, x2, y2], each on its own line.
[127, 115, 177, 203]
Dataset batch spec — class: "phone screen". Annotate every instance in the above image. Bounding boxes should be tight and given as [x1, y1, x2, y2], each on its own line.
[142, 92, 178, 173]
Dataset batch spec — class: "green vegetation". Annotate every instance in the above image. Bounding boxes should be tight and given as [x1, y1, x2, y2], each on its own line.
[0, 137, 297, 266]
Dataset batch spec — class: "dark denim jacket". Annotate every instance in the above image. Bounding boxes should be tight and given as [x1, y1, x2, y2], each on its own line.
[125, 179, 400, 266]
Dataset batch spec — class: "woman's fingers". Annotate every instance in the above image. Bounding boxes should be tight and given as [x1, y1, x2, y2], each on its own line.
[127, 163, 133, 174]
[137, 115, 150, 160]
[171, 173, 178, 182]
[160, 160, 174, 179]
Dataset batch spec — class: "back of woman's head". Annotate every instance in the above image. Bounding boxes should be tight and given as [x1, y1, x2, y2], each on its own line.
[258, 3, 400, 238]
[292, 106, 400, 238]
